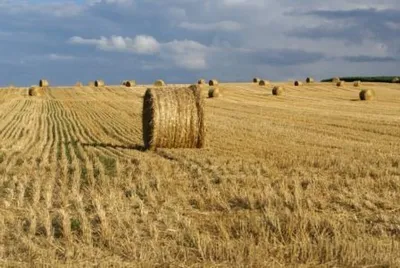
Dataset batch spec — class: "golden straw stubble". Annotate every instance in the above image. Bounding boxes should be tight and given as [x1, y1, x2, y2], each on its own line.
[208, 88, 221, 98]
[142, 87, 205, 150]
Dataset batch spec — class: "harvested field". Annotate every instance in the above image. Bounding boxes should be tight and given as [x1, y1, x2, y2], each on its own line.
[0, 82, 399, 267]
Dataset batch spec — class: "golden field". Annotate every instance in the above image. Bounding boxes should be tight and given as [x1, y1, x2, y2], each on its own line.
[0, 82, 399, 267]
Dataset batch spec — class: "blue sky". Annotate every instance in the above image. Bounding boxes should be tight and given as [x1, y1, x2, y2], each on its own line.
[0, 0, 399, 86]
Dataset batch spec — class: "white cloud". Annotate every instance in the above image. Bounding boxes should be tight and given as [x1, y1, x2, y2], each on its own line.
[69, 35, 160, 54]
[69, 35, 212, 70]
[179, 21, 242, 32]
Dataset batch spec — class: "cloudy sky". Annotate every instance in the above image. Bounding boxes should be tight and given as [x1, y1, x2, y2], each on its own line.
[0, 0, 399, 86]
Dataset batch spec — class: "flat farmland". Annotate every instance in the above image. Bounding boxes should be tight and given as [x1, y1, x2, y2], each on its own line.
[0, 82, 399, 267]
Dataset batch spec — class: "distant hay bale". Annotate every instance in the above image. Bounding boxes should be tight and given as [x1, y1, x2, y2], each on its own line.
[154, 80, 166, 87]
[259, 80, 270, 86]
[208, 88, 221, 98]
[306, 77, 314, 83]
[332, 77, 341, 83]
[122, 80, 127, 86]
[142, 87, 205, 150]
[39, 79, 49, 87]
[75, 82, 83, 87]
[125, 80, 136, 87]
[354, 81, 361, 87]
[294, 81, 303, 86]
[272, 86, 284, 96]
[28, 86, 43, 97]
[88, 81, 95, 87]
[359, 89, 375, 101]
[392, 77, 399, 83]
[337, 81, 345, 87]
[209, 79, 219, 86]
[253, 77, 261, 83]
[95, 80, 105, 87]
[197, 79, 206, 85]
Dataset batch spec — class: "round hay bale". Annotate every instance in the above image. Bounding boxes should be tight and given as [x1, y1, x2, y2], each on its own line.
[337, 81, 345, 87]
[208, 88, 221, 98]
[39, 79, 49, 87]
[253, 77, 261, 83]
[294, 81, 303, 86]
[359, 89, 375, 101]
[272, 86, 284, 96]
[306, 77, 314, 83]
[332, 77, 341, 83]
[197, 79, 206, 85]
[354, 81, 361, 87]
[95, 80, 105, 87]
[154, 80, 166, 87]
[392, 77, 399, 83]
[88, 81, 95, 87]
[209, 79, 219, 86]
[28, 86, 43, 97]
[125, 80, 136, 87]
[75, 82, 83, 87]
[122, 80, 127, 86]
[142, 87, 205, 150]
[259, 80, 270, 86]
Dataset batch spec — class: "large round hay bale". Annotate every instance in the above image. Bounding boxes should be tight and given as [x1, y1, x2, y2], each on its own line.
[306, 77, 314, 83]
[337, 81, 345, 87]
[259, 80, 270, 86]
[95, 80, 105, 87]
[39, 79, 49, 87]
[272, 86, 284, 96]
[359, 89, 375, 101]
[208, 88, 221, 98]
[294, 81, 303, 86]
[197, 79, 206, 85]
[125, 80, 136, 87]
[122, 80, 127, 86]
[253, 77, 261, 83]
[332, 77, 341, 83]
[75, 82, 83, 87]
[392, 77, 399, 83]
[88, 81, 95, 87]
[354, 81, 361, 87]
[28, 86, 43, 97]
[209, 79, 219, 86]
[142, 87, 205, 150]
[154, 80, 166, 87]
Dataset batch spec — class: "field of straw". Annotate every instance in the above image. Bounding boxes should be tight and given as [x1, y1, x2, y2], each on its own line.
[0, 82, 399, 267]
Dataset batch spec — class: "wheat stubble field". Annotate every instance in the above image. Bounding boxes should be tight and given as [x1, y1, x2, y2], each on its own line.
[0, 82, 399, 267]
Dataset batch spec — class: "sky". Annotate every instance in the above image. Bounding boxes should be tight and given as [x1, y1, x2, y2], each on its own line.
[0, 0, 399, 86]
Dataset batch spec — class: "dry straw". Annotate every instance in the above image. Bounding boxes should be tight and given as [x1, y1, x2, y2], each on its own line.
[354, 81, 361, 87]
[337, 81, 345, 87]
[197, 79, 206, 85]
[154, 80, 166, 87]
[306, 77, 314, 83]
[272, 86, 284, 96]
[208, 88, 221, 98]
[253, 77, 261, 83]
[28, 86, 44, 97]
[259, 80, 270, 86]
[95, 80, 105, 87]
[125, 80, 136, 87]
[332, 77, 341, 83]
[359, 89, 375, 101]
[39, 79, 49, 87]
[209, 79, 219, 86]
[294, 81, 303, 86]
[142, 87, 205, 150]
